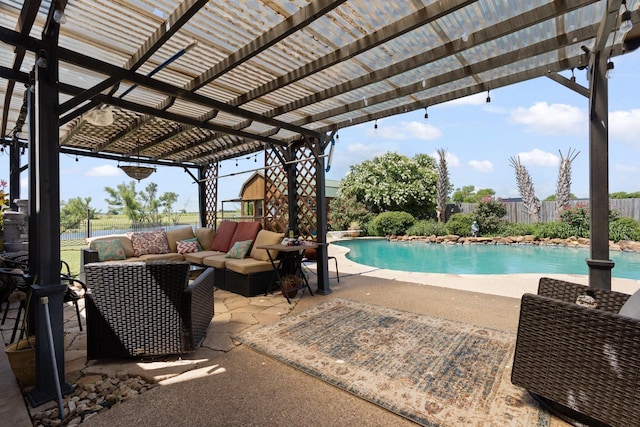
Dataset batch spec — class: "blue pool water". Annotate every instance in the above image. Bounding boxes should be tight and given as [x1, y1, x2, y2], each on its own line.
[334, 239, 640, 280]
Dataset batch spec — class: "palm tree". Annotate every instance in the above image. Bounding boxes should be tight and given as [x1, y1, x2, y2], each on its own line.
[436, 148, 450, 223]
[509, 156, 540, 222]
[556, 148, 580, 219]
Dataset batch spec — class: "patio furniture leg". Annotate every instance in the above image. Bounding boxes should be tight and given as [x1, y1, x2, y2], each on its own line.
[328, 256, 339, 282]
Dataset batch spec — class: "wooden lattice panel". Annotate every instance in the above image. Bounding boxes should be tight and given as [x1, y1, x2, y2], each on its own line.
[264, 144, 318, 236]
[264, 148, 287, 233]
[204, 163, 218, 229]
[296, 144, 317, 238]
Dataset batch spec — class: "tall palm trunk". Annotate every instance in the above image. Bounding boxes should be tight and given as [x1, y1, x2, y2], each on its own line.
[556, 148, 580, 219]
[509, 156, 540, 222]
[436, 148, 450, 223]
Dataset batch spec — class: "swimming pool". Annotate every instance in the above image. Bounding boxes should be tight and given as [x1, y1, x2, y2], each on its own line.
[334, 239, 640, 280]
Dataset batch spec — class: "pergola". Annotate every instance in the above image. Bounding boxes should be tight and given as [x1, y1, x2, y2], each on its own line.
[1, 0, 639, 407]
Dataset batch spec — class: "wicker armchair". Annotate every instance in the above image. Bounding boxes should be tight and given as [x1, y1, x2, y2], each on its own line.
[512, 277, 640, 427]
[83, 261, 215, 360]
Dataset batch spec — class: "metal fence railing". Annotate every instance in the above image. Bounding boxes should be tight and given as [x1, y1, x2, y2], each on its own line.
[60, 219, 201, 247]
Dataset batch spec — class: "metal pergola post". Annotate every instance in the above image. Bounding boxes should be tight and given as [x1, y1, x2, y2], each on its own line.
[286, 145, 298, 235]
[587, 50, 614, 289]
[314, 137, 331, 295]
[27, 17, 73, 406]
[8, 135, 21, 210]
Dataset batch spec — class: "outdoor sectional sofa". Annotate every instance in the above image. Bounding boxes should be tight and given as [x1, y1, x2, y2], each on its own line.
[81, 221, 285, 297]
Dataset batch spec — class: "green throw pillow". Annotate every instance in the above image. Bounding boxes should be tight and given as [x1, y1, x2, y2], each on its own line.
[90, 238, 126, 261]
[225, 240, 253, 259]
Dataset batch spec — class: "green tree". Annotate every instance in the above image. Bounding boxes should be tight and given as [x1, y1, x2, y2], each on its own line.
[611, 191, 640, 199]
[544, 193, 576, 201]
[339, 151, 438, 219]
[328, 195, 373, 231]
[104, 181, 143, 224]
[452, 185, 477, 203]
[159, 191, 180, 225]
[475, 188, 496, 202]
[60, 197, 96, 231]
[140, 182, 161, 225]
[451, 186, 496, 203]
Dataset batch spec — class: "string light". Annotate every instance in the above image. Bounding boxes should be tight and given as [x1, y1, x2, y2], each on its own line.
[424, 107, 429, 119]
[570, 68, 575, 82]
[486, 90, 491, 104]
[374, 119, 378, 130]
[606, 59, 615, 79]
[620, 0, 633, 34]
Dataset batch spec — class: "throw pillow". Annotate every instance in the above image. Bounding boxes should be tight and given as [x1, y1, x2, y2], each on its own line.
[176, 238, 202, 254]
[225, 240, 253, 259]
[619, 288, 640, 319]
[211, 221, 238, 252]
[165, 226, 196, 253]
[90, 238, 126, 261]
[128, 230, 170, 257]
[250, 230, 285, 261]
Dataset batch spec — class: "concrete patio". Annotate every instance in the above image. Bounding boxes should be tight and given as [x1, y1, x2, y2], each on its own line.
[2, 243, 639, 426]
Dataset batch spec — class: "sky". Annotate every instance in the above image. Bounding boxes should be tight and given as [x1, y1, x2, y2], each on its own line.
[4, 51, 640, 214]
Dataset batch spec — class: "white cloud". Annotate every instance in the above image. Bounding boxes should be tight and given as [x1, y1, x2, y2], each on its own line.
[86, 164, 121, 177]
[370, 121, 442, 140]
[430, 150, 461, 167]
[346, 142, 387, 156]
[510, 102, 585, 135]
[516, 148, 559, 167]
[468, 160, 493, 172]
[610, 109, 640, 143]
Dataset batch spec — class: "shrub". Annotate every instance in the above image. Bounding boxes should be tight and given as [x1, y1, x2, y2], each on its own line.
[406, 220, 448, 236]
[328, 195, 373, 231]
[369, 211, 415, 236]
[497, 223, 537, 236]
[533, 221, 581, 239]
[609, 217, 640, 242]
[445, 213, 475, 236]
[559, 205, 590, 238]
[473, 200, 507, 235]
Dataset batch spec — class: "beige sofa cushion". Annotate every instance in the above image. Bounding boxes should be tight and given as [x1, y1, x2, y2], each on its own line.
[225, 258, 279, 275]
[139, 253, 186, 262]
[250, 230, 285, 261]
[194, 227, 215, 250]
[201, 254, 228, 269]
[87, 234, 135, 258]
[182, 250, 226, 264]
[166, 227, 196, 253]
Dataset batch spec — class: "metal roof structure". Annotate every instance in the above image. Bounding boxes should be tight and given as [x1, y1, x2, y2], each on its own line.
[2, 0, 639, 168]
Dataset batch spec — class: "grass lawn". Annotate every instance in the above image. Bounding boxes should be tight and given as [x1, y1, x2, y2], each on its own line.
[62, 243, 85, 277]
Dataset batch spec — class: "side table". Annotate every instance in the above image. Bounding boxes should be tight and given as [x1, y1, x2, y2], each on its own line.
[256, 243, 316, 303]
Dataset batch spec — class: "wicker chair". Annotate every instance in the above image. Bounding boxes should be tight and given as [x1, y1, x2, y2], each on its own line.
[512, 277, 640, 427]
[83, 261, 215, 360]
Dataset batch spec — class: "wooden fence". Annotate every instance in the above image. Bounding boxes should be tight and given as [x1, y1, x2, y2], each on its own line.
[455, 198, 640, 224]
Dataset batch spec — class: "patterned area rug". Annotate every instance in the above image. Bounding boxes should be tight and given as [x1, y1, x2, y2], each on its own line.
[236, 298, 549, 426]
